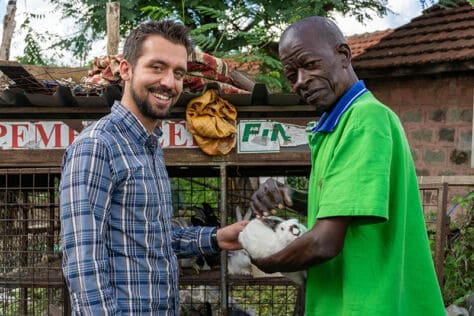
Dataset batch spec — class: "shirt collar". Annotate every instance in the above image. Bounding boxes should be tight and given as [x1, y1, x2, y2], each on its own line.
[311, 80, 368, 133]
[111, 101, 163, 146]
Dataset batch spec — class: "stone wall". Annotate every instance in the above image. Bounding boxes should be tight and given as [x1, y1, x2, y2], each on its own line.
[363, 73, 474, 176]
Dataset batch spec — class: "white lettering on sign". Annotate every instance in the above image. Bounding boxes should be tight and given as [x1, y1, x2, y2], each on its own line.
[238, 120, 309, 153]
[0, 120, 198, 150]
[1, 120, 311, 152]
[0, 121, 77, 149]
[160, 120, 198, 148]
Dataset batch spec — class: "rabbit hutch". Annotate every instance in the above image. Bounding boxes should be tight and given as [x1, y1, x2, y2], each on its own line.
[0, 60, 455, 316]
[0, 60, 318, 316]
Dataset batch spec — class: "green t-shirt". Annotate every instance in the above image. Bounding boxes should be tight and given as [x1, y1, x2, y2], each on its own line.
[305, 92, 445, 315]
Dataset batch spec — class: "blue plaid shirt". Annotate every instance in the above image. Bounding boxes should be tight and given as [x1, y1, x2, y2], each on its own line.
[60, 101, 218, 315]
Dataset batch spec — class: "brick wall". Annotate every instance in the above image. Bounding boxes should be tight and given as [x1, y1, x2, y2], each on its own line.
[363, 73, 474, 176]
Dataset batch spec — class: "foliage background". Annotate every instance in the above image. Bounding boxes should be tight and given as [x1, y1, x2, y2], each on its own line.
[20, 0, 392, 91]
[15, 0, 460, 91]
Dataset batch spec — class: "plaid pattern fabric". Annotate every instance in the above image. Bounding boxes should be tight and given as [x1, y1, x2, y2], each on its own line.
[60, 101, 218, 315]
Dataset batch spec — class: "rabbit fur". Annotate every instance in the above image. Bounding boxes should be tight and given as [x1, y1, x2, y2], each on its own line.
[238, 216, 307, 286]
[227, 206, 253, 276]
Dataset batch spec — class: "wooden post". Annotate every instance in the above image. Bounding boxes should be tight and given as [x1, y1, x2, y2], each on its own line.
[106, 2, 120, 56]
[434, 182, 449, 289]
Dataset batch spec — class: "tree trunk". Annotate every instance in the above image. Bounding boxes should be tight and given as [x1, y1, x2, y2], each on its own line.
[106, 2, 120, 56]
[0, 0, 17, 60]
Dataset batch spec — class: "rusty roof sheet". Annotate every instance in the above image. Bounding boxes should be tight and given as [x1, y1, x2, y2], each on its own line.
[349, 1, 474, 70]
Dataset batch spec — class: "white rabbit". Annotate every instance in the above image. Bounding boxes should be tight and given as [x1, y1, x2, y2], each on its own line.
[238, 216, 307, 286]
[227, 206, 252, 276]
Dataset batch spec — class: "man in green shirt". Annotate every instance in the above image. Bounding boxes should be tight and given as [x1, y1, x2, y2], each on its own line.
[249, 16, 446, 315]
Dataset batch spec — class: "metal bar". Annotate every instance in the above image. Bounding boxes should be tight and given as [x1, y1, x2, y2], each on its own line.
[63, 282, 71, 316]
[47, 174, 55, 255]
[219, 163, 228, 316]
[20, 287, 27, 316]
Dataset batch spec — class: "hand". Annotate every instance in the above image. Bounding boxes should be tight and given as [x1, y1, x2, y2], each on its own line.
[249, 178, 293, 217]
[216, 221, 249, 250]
[252, 216, 350, 273]
[250, 256, 278, 274]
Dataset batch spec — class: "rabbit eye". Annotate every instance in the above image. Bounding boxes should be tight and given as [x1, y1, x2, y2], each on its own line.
[290, 225, 300, 236]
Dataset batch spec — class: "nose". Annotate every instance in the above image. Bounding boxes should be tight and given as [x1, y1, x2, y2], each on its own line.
[293, 68, 309, 94]
[160, 69, 176, 89]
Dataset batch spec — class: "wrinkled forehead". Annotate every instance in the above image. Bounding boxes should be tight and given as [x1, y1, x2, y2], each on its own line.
[279, 27, 303, 55]
[279, 26, 328, 60]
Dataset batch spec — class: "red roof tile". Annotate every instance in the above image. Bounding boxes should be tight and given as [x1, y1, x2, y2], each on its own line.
[347, 29, 394, 57]
[348, 1, 474, 72]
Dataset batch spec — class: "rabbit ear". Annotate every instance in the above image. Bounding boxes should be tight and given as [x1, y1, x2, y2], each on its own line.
[236, 206, 243, 221]
[243, 208, 252, 221]
[261, 217, 281, 231]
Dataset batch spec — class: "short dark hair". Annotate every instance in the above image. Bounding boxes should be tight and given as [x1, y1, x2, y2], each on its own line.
[281, 16, 347, 50]
[123, 20, 193, 66]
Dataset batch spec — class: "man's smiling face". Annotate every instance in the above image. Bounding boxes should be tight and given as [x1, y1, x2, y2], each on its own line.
[128, 34, 188, 120]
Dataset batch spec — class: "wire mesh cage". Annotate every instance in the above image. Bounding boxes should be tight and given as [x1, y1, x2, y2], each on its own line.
[3, 166, 468, 315]
[0, 167, 306, 315]
[0, 168, 64, 316]
[228, 279, 302, 316]
[0, 287, 64, 316]
[170, 169, 308, 316]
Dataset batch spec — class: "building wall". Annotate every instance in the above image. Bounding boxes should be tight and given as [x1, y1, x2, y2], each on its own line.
[363, 73, 474, 176]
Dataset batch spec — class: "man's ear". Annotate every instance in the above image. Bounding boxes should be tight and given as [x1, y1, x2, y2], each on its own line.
[119, 59, 132, 81]
[336, 43, 352, 68]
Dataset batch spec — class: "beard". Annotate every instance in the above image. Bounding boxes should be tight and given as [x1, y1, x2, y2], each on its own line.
[130, 82, 176, 120]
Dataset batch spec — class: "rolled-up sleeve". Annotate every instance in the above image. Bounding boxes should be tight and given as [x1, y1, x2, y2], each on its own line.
[60, 138, 120, 315]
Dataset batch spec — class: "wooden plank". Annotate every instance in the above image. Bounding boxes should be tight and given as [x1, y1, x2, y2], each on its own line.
[0, 147, 311, 168]
[0, 150, 65, 167]
[0, 116, 314, 168]
[0, 105, 315, 114]
[0, 105, 317, 120]
[0, 60, 51, 94]
[0, 106, 111, 120]
[0, 167, 61, 175]
[418, 175, 474, 185]
[22, 64, 88, 83]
